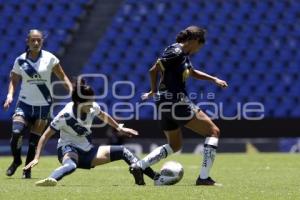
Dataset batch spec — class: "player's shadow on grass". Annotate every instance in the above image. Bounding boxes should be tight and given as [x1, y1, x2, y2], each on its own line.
[5, 177, 40, 180]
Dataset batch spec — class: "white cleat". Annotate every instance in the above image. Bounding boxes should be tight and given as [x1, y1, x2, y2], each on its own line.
[35, 178, 57, 186]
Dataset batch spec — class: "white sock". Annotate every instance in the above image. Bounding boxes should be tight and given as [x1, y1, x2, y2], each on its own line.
[137, 144, 173, 170]
[200, 137, 218, 179]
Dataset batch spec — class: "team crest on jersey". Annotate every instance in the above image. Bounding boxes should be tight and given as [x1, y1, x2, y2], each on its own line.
[174, 47, 182, 54]
[21, 62, 29, 71]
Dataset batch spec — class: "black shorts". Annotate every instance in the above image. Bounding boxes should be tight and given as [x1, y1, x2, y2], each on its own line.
[156, 96, 200, 131]
[57, 145, 99, 169]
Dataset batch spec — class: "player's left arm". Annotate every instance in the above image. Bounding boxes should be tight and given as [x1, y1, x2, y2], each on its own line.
[96, 111, 138, 137]
[189, 68, 228, 88]
[52, 64, 73, 93]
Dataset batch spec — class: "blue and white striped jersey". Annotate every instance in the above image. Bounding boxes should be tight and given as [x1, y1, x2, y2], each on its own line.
[50, 102, 102, 152]
[12, 50, 59, 106]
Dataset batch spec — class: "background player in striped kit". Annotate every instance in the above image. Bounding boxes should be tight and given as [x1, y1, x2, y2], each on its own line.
[3, 29, 72, 178]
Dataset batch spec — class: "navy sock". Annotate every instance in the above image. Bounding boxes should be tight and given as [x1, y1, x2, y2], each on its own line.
[10, 134, 23, 164]
[25, 133, 41, 166]
[10, 121, 26, 164]
[110, 146, 158, 180]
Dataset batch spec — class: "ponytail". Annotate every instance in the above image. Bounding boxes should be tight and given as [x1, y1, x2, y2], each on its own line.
[176, 26, 206, 44]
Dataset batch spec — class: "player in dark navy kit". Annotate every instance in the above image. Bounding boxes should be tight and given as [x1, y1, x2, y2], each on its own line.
[130, 26, 228, 186]
[3, 29, 72, 178]
[24, 79, 158, 186]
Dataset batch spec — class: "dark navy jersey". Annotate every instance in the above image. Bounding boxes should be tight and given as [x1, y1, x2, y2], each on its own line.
[157, 43, 193, 95]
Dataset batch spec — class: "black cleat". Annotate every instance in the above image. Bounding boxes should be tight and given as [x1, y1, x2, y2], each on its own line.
[129, 164, 145, 185]
[22, 169, 31, 179]
[153, 172, 161, 181]
[196, 177, 222, 186]
[6, 161, 22, 177]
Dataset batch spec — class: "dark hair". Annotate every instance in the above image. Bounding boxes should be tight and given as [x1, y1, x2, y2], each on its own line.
[25, 29, 44, 52]
[71, 77, 95, 105]
[27, 29, 44, 39]
[176, 26, 206, 44]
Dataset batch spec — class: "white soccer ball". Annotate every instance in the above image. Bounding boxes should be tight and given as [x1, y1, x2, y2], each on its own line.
[154, 161, 184, 186]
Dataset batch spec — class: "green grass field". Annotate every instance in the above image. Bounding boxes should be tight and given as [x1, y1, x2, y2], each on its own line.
[0, 154, 299, 200]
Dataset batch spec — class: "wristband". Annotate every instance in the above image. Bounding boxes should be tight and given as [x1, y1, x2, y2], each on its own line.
[116, 123, 124, 132]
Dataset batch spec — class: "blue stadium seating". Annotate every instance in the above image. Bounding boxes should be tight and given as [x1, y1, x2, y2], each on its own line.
[81, 0, 300, 119]
[0, 0, 88, 120]
[0, 0, 299, 120]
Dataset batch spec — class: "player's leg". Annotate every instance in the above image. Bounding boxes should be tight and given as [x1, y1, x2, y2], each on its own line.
[49, 152, 78, 181]
[134, 128, 181, 171]
[184, 109, 220, 185]
[129, 117, 181, 185]
[133, 115, 181, 170]
[23, 119, 48, 178]
[90, 146, 111, 165]
[91, 145, 159, 185]
[6, 115, 28, 176]
[36, 148, 78, 186]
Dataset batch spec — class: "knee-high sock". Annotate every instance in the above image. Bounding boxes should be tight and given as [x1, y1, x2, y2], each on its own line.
[200, 137, 218, 179]
[110, 146, 159, 180]
[25, 133, 40, 167]
[10, 134, 23, 164]
[49, 158, 77, 181]
[136, 144, 174, 170]
[10, 121, 26, 164]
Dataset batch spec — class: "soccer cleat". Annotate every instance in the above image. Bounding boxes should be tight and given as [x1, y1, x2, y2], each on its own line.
[6, 161, 22, 176]
[129, 164, 145, 185]
[153, 173, 161, 181]
[35, 178, 57, 186]
[196, 177, 222, 186]
[22, 169, 31, 179]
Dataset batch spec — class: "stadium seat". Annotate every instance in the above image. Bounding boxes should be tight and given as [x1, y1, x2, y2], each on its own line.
[1, 0, 298, 119]
[0, 0, 90, 120]
[81, 0, 299, 118]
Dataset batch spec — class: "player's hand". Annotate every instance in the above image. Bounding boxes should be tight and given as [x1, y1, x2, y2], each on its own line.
[141, 91, 155, 100]
[23, 159, 39, 170]
[3, 95, 13, 111]
[118, 127, 139, 138]
[214, 78, 228, 88]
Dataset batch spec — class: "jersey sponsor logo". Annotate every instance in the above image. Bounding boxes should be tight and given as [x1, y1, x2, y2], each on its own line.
[18, 58, 52, 104]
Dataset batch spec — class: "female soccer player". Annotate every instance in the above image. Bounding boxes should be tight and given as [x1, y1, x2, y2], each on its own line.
[24, 79, 158, 186]
[3, 29, 73, 178]
[130, 26, 228, 186]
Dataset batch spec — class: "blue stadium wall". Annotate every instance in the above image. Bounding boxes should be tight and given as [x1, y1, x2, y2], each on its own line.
[0, 0, 299, 142]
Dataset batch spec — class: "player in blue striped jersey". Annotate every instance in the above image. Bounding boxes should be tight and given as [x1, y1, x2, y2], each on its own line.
[3, 29, 72, 178]
[24, 79, 158, 186]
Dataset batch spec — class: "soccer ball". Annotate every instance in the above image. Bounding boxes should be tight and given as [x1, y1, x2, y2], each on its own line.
[154, 161, 184, 186]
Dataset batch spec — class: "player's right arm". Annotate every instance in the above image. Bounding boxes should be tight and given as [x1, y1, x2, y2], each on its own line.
[141, 60, 162, 100]
[24, 127, 56, 170]
[3, 72, 21, 111]
[96, 111, 138, 137]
